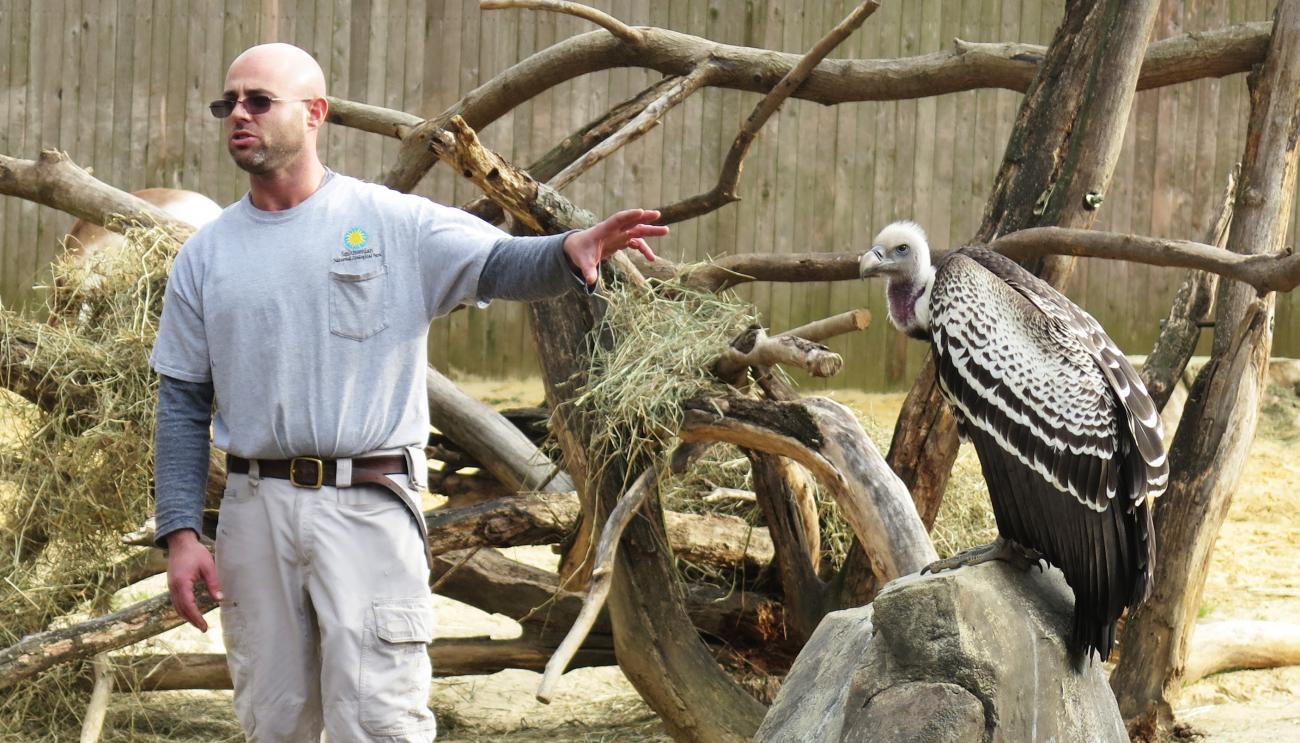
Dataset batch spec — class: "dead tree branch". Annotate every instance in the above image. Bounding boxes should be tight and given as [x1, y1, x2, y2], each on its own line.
[714, 325, 843, 381]
[427, 367, 575, 493]
[482, 0, 644, 45]
[989, 227, 1300, 295]
[1141, 169, 1237, 410]
[1111, 1, 1300, 735]
[679, 395, 937, 582]
[657, 0, 881, 224]
[424, 489, 772, 574]
[325, 97, 422, 138]
[0, 151, 193, 241]
[1183, 621, 1300, 685]
[537, 461, 661, 703]
[548, 65, 715, 191]
[0, 587, 216, 692]
[461, 76, 688, 223]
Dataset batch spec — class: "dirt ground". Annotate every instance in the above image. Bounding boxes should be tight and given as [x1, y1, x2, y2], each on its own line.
[2, 373, 1298, 742]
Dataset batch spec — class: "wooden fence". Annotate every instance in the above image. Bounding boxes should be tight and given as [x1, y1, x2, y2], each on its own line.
[1, 0, 1295, 389]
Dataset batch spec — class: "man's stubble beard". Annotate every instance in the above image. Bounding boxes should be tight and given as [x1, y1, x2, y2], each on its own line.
[229, 134, 304, 175]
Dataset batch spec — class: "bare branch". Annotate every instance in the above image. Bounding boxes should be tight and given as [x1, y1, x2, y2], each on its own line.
[549, 65, 715, 191]
[714, 326, 843, 380]
[988, 227, 1300, 294]
[0, 587, 216, 692]
[657, 0, 881, 223]
[339, 22, 1269, 195]
[1184, 621, 1300, 685]
[780, 309, 872, 344]
[482, 0, 643, 45]
[325, 97, 422, 139]
[461, 76, 688, 222]
[0, 150, 193, 239]
[537, 461, 661, 703]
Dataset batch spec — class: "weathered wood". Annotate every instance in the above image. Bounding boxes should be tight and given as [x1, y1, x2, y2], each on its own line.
[657, 0, 882, 224]
[79, 654, 112, 743]
[748, 452, 827, 643]
[426, 367, 574, 493]
[105, 634, 618, 691]
[1111, 1, 1300, 736]
[679, 395, 937, 583]
[1141, 170, 1237, 410]
[0, 150, 193, 240]
[461, 76, 689, 224]
[538, 462, 660, 703]
[1183, 621, 1300, 685]
[429, 548, 786, 653]
[0, 586, 216, 692]
[714, 325, 843, 381]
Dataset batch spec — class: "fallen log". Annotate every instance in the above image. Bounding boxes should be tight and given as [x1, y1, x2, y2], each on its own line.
[105, 634, 619, 692]
[426, 367, 574, 493]
[0, 587, 216, 692]
[1183, 621, 1300, 685]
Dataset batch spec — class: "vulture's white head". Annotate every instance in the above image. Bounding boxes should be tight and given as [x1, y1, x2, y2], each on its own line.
[859, 220, 935, 336]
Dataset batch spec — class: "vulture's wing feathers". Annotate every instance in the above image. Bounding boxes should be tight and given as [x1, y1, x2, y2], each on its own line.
[928, 246, 1159, 661]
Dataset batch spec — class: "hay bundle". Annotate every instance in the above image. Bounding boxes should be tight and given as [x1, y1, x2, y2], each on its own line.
[0, 223, 179, 735]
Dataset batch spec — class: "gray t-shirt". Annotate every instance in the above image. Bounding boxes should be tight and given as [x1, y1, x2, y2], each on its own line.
[150, 172, 567, 460]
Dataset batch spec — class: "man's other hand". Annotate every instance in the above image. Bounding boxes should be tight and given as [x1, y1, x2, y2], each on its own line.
[563, 208, 669, 287]
[166, 529, 224, 632]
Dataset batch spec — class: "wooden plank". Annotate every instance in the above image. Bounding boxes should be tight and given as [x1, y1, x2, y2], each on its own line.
[480, 0, 515, 376]
[0, 1, 23, 304]
[725, 1, 765, 332]
[822, 1, 857, 387]
[32, 2, 68, 297]
[87, 0, 116, 195]
[424, 0, 462, 369]
[184, 1, 218, 201]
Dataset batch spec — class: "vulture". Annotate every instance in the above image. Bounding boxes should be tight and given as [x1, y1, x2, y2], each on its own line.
[859, 221, 1167, 664]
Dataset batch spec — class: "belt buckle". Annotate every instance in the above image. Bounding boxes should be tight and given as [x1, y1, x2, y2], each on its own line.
[289, 457, 325, 489]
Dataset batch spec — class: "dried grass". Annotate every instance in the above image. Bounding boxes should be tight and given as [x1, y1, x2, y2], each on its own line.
[0, 223, 179, 736]
[569, 276, 758, 492]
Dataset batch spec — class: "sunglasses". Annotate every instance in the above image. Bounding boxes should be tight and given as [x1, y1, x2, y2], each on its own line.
[209, 95, 313, 119]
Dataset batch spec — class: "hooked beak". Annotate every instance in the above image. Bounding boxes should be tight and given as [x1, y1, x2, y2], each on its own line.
[859, 246, 887, 278]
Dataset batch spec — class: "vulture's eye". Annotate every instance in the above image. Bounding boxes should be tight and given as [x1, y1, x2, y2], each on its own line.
[897, 244, 910, 254]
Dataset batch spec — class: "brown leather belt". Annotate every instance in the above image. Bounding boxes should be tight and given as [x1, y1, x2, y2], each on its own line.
[226, 454, 408, 489]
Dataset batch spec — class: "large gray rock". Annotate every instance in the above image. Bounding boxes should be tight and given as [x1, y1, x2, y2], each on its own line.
[754, 562, 1127, 742]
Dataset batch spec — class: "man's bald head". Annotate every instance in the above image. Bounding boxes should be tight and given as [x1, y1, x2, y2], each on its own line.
[225, 43, 326, 99]
[221, 43, 329, 180]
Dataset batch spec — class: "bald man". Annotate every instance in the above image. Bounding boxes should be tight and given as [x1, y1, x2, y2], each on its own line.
[150, 43, 667, 742]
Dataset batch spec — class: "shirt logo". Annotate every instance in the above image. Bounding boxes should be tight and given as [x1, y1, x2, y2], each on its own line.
[343, 227, 369, 251]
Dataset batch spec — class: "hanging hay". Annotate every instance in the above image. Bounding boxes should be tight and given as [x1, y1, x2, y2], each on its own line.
[570, 277, 760, 491]
[0, 222, 180, 738]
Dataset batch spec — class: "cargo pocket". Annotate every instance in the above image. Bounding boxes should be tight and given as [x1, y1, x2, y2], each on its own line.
[329, 265, 389, 340]
[360, 598, 436, 737]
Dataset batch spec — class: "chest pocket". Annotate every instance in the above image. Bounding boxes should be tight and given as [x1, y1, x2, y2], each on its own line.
[329, 264, 389, 340]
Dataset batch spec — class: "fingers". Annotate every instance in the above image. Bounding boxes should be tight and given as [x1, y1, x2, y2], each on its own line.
[630, 238, 656, 262]
[170, 576, 208, 633]
[200, 558, 225, 602]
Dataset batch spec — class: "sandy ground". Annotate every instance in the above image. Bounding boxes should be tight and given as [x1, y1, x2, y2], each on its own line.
[2, 375, 1298, 741]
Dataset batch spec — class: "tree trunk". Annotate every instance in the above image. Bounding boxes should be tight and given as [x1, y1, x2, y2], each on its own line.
[838, 0, 1164, 605]
[1110, 2, 1300, 736]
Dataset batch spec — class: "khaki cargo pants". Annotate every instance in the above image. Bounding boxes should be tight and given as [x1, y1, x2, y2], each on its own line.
[215, 453, 436, 742]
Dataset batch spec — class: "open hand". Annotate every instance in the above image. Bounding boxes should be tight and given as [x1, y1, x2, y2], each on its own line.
[563, 208, 669, 286]
[166, 529, 223, 632]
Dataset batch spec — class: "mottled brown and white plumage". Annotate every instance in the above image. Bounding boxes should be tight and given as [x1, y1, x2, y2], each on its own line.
[860, 221, 1167, 663]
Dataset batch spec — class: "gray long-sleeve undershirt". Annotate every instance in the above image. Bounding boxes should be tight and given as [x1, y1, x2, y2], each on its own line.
[153, 234, 585, 547]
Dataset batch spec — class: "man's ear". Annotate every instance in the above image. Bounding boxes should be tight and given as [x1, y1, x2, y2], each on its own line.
[307, 97, 329, 131]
